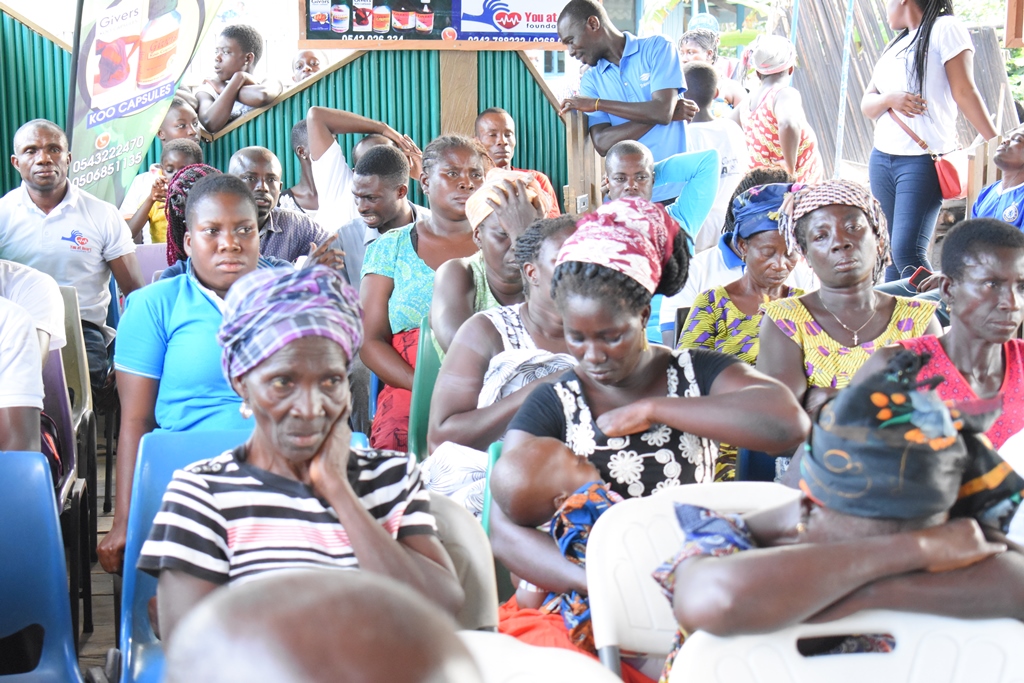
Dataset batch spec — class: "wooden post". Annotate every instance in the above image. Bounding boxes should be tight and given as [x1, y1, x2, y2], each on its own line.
[439, 52, 478, 136]
[1008, 0, 1024, 49]
[563, 111, 602, 215]
[967, 136, 1002, 212]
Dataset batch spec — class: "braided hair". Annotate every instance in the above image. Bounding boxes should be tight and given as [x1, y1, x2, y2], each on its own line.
[512, 215, 577, 296]
[551, 230, 689, 313]
[421, 135, 492, 178]
[890, 0, 955, 98]
[165, 164, 222, 265]
[679, 28, 719, 62]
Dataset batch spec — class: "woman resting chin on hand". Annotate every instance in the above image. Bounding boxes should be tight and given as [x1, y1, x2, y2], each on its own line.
[137, 267, 463, 643]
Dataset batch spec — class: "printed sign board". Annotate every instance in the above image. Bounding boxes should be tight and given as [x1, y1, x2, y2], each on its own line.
[68, 0, 222, 205]
[299, 0, 570, 50]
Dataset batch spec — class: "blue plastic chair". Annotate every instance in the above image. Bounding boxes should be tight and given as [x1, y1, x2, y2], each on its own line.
[0, 451, 83, 682]
[118, 428, 371, 683]
[369, 372, 380, 421]
[737, 448, 777, 482]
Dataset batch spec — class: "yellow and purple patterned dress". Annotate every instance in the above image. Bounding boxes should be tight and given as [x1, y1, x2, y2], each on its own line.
[763, 296, 937, 390]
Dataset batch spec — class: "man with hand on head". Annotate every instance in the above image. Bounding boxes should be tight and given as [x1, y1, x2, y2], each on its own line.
[474, 107, 561, 216]
[228, 146, 338, 267]
[279, 120, 319, 218]
[306, 105, 422, 236]
[0, 119, 143, 398]
[557, 0, 696, 202]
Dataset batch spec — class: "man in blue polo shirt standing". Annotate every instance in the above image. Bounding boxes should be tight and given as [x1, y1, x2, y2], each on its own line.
[557, 0, 694, 202]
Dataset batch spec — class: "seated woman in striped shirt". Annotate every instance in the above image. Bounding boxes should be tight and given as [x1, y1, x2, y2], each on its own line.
[138, 266, 464, 642]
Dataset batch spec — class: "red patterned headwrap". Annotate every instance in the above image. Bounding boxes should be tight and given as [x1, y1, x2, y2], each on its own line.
[555, 197, 680, 294]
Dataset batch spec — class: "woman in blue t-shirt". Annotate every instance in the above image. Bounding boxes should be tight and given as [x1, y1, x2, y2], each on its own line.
[96, 175, 261, 575]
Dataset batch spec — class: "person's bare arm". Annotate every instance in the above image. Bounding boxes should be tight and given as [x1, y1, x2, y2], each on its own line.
[597, 362, 810, 454]
[196, 76, 245, 134]
[306, 106, 412, 162]
[560, 88, 678, 126]
[359, 273, 414, 391]
[235, 77, 283, 108]
[108, 253, 145, 296]
[428, 315, 551, 452]
[672, 517, 1003, 636]
[430, 259, 475, 354]
[773, 88, 808, 177]
[0, 407, 40, 451]
[127, 199, 155, 240]
[310, 424, 464, 614]
[945, 50, 997, 141]
[157, 569, 220, 643]
[96, 373, 158, 574]
[756, 313, 809, 407]
[861, 80, 929, 122]
[489, 431, 589, 594]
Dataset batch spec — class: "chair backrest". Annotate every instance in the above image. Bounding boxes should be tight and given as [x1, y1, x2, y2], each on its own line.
[119, 429, 253, 683]
[42, 348, 77, 505]
[673, 306, 691, 347]
[430, 493, 499, 631]
[134, 244, 169, 285]
[587, 482, 802, 659]
[458, 631, 623, 683]
[119, 429, 379, 683]
[671, 609, 1024, 683]
[0, 451, 82, 682]
[58, 286, 93, 428]
[409, 315, 443, 461]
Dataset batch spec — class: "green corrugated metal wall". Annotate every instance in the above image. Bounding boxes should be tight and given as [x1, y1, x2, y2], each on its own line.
[0, 11, 72, 195]
[478, 52, 567, 212]
[0, 12, 566, 210]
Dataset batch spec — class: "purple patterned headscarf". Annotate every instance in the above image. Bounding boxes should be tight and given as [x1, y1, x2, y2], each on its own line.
[218, 266, 363, 381]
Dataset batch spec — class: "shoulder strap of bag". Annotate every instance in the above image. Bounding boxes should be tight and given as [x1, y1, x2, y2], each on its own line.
[887, 109, 931, 153]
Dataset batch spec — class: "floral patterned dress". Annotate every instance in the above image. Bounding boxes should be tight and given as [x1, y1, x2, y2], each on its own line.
[508, 348, 740, 498]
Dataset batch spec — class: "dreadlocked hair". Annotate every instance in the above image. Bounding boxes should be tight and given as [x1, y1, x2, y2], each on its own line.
[513, 215, 577, 294]
[679, 28, 719, 61]
[551, 229, 689, 312]
[723, 166, 795, 234]
[421, 135, 492, 177]
[889, 0, 955, 98]
[165, 164, 222, 265]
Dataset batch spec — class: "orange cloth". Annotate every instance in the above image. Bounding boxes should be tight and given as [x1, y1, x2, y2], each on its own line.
[498, 596, 656, 683]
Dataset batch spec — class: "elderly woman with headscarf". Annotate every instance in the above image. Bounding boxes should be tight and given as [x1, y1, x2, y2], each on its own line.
[490, 198, 808, 672]
[429, 169, 551, 355]
[654, 350, 1024, 682]
[678, 183, 805, 478]
[757, 181, 941, 431]
[137, 266, 464, 643]
[744, 35, 823, 184]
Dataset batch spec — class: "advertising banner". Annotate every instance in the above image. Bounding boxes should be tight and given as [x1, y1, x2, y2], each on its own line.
[299, 0, 570, 50]
[68, 0, 222, 205]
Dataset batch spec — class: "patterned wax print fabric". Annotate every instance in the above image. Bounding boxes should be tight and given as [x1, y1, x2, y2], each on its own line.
[361, 224, 437, 334]
[763, 296, 936, 390]
[897, 336, 1024, 451]
[745, 86, 824, 184]
[652, 504, 893, 683]
[544, 481, 621, 654]
[679, 285, 805, 365]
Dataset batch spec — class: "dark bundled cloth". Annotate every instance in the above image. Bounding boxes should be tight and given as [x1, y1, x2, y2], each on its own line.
[800, 350, 1024, 523]
[218, 266, 363, 381]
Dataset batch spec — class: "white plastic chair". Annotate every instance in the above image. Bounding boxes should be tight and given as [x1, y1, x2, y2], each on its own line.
[458, 631, 622, 683]
[430, 492, 500, 631]
[586, 482, 802, 675]
[134, 243, 169, 284]
[670, 609, 1024, 683]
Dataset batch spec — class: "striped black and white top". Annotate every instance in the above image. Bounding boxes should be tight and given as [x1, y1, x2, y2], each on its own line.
[137, 446, 436, 585]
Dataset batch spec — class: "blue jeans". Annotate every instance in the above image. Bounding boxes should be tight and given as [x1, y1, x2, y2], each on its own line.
[80, 321, 112, 396]
[868, 149, 943, 282]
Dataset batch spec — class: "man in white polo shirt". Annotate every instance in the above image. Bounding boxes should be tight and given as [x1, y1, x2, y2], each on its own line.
[0, 119, 143, 396]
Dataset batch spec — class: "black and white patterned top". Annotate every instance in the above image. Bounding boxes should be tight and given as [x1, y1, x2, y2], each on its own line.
[508, 348, 739, 498]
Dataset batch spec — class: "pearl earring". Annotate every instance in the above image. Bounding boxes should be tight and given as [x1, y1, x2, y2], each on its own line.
[239, 401, 253, 419]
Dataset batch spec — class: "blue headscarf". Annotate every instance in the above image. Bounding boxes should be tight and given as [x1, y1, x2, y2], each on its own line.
[732, 183, 791, 242]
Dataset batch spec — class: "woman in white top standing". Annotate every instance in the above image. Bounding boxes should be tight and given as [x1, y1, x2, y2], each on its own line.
[861, 0, 996, 283]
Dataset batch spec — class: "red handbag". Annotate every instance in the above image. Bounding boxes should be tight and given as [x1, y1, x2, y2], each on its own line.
[887, 110, 966, 200]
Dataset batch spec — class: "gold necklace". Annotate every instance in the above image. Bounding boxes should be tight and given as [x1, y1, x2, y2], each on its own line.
[819, 293, 878, 346]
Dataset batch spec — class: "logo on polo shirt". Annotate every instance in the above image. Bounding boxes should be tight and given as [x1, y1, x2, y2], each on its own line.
[1004, 204, 1020, 224]
[60, 229, 92, 252]
[640, 72, 651, 84]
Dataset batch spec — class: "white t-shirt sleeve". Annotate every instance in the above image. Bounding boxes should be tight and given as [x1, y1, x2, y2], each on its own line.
[119, 171, 156, 218]
[933, 16, 974, 64]
[0, 298, 44, 409]
[2, 264, 65, 350]
[311, 140, 356, 231]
